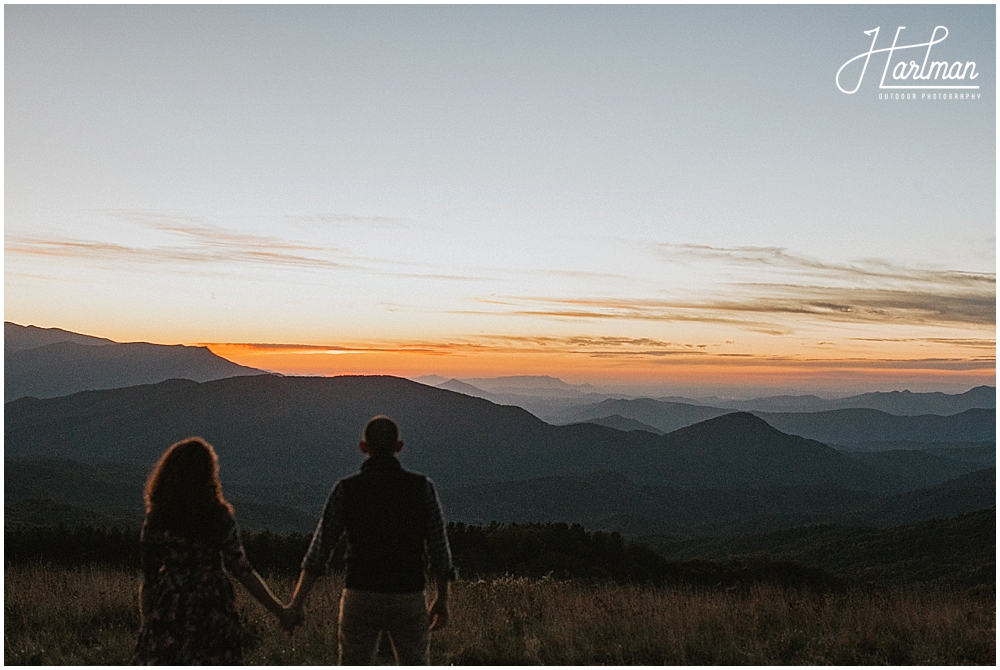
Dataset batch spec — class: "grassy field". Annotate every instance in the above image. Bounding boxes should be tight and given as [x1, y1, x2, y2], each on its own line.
[4, 564, 994, 665]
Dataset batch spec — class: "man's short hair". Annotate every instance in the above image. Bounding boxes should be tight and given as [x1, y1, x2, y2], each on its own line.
[363, 415, 399, 456]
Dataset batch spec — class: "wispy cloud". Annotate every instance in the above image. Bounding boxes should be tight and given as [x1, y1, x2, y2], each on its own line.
[654, 243, 995, 287]
[7, 210, 496, 284]
[7, 209, 352, 272]
[461, 334, 715, 357]
[462, 244, 995, 331]
[6, 233, 350, 271]
[466, 296, 790, 332]
[849, 337, 996, 349]
[466, 287, 994, 330]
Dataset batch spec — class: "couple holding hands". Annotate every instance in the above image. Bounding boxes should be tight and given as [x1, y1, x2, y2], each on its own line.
[133, 416, 455, 665]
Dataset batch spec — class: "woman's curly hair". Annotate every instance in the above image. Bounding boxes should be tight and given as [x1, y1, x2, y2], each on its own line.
[144, 437, 234, 538]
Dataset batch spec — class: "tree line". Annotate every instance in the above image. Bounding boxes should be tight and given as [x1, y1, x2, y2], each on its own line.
[4, 521, 842, 592]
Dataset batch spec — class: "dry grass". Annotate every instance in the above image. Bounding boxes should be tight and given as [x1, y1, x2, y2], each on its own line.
[4, 565, 995, 665]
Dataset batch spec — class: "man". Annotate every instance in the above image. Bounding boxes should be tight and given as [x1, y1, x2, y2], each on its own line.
[286, 415, 456, 665]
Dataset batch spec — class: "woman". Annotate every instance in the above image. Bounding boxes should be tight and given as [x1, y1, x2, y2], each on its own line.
[133, 437, 295, 665]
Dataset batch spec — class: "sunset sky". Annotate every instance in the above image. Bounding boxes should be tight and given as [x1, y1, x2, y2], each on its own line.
[5, 5, 995, 396]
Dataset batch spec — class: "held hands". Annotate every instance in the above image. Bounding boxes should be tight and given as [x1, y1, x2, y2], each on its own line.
[278, 604, 304, 634]
[428, 598, 449, 631]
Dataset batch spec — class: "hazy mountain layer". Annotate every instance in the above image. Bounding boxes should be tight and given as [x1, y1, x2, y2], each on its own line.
[703, 386, 996, 415]
[431, 374, 994, 421]
[582, 414, 663, 434]
[553, 397, 995, 446]
[556, 398, 727, 433]
[756, 408, 994, 445]
[432, 379, 611, 418]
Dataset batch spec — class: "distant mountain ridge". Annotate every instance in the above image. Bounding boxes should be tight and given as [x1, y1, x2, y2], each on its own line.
[462, 375, 596, 392]
[420, 374, 597, 394]
[4, 323, 116, 352]
[583, 414, 663, 434]
[558, 398, 727, 433]
[702, 386, 996, 416]
[426, 374, 995, 421]
[426, 376, 609, 418]
[756, 408, 995, 446]
[4, 322, 266, 400]
[552, 398, 995, 446]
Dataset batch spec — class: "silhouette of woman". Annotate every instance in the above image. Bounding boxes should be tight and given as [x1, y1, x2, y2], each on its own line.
[133, 437, 295, 665]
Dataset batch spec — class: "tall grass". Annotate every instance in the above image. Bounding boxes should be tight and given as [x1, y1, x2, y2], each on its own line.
[4, 565, 994, 665]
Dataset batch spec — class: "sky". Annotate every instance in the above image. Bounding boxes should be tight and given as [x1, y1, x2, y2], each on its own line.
[4, 5, 995, 396]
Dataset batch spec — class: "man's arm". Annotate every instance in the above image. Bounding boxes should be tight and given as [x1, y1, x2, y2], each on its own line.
[288, 482, 345, 624]
[138, 582, 151, 623]
[428, 573, 450, 631]
[424, 478, 457, 630]
[289, 570, 318, 612]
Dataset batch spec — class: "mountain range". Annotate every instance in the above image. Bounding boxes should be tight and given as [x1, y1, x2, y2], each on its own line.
[3, 325, 994, 542]
[699, 386, 997, 415]
[4, 322, 265, 400]
[10, 374, 964, 493]
[424, 376, 995, 422]
[551, 397, 995, 447]
[5, 374, 995, 536]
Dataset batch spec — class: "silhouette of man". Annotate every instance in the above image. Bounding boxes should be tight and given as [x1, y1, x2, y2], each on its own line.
[287, 415, 456, 665]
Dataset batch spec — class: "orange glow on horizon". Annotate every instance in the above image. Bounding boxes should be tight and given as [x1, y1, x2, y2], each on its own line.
[206, 342, 995, 391]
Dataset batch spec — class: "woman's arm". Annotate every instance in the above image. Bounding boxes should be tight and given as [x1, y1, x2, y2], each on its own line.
[236, 570, 286, 618]
[237, 570, 300, 631]
[222, 517, 298, 629]
[138, 526, 153, 624]
[138, 582, 151, 622]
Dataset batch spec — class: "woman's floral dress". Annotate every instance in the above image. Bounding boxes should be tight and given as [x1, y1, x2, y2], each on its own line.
[133, 517, 253, 665]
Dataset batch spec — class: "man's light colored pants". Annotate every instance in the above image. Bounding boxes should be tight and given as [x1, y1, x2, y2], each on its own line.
[338, 588, 430, 665]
